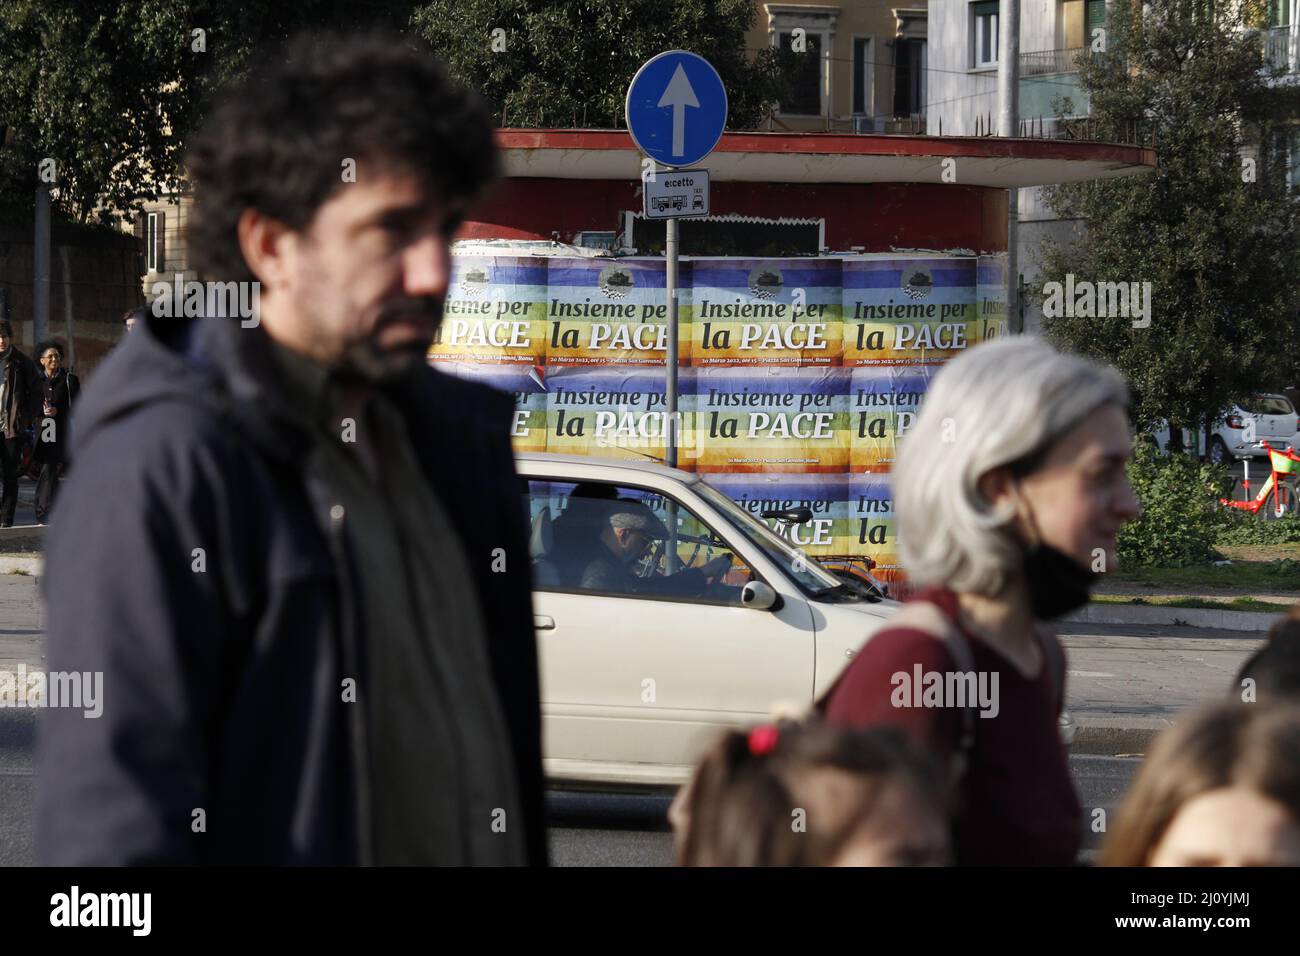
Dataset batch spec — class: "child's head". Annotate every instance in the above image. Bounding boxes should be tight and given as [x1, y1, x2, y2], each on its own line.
[1233, 607, 1300, 705]
[1101, 703, 1300, 866]
[674, 720, 951, 867]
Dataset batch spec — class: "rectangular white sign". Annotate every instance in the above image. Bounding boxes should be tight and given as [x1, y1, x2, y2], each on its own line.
[644, 168, 709, 219]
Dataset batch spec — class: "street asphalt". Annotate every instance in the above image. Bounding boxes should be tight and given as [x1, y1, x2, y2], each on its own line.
[0, 710, 1139, 867]
[0, 526, 1270, 867]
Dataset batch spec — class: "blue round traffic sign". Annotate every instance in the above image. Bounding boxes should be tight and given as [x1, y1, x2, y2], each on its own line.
[625, 50, 728, 168]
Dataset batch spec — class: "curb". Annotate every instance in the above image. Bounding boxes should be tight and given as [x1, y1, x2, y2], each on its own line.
[1064, 601, 1280, 633]
[0, 555, 41, 576]
[1071, 717, 1170, 756]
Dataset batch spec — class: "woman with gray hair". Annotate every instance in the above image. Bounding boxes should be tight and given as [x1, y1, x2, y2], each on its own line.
[820, 335, 1141, 865]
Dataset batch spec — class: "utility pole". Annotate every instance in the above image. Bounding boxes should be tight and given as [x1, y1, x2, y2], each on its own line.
[33, 183, 51, 344]
[998, 0, 1022, 333]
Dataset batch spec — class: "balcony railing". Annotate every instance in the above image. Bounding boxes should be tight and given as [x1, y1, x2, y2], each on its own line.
[1265, 24, 1298, 73]
[1020, 47, 1086, 76]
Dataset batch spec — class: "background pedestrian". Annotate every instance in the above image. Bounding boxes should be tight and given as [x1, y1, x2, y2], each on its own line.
[32, 340, 79, 525]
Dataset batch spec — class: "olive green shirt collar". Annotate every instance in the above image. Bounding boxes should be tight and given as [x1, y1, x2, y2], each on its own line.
[266, 339, 341, 433]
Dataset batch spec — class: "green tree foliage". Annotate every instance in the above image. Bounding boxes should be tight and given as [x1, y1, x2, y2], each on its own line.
[410, 0, 788, 130]
[1037, 0, 1300, 437]
[0, 0, 418, 226]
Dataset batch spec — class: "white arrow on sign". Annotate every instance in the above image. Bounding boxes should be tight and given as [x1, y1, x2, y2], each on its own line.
[656, 63, 699, 158]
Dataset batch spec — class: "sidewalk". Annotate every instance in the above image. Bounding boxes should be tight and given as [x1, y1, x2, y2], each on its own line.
[0, 481, 45, 575]
[1095, 581, 1300, 604]
[1077, 579, 1296, 632]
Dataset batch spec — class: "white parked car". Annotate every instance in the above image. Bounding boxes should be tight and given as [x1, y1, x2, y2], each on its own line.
[518, 453, 899, 788]
[1152, 394, 1299, 465]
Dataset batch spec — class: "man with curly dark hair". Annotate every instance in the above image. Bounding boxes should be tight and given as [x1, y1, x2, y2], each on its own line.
[36, 33, 546, 866]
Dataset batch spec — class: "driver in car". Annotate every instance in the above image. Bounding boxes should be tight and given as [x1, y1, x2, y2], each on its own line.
[580, 501, 733, 598]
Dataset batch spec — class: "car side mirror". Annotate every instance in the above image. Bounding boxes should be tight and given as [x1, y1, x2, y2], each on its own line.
[741, 580, 779, 611]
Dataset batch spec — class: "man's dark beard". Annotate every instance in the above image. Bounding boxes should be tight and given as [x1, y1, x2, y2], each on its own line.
[333, 298, 442, 385]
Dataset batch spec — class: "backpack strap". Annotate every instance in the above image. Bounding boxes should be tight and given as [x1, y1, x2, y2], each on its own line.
[883, 599, 977, 784]
[1038, 629, 1066, 715]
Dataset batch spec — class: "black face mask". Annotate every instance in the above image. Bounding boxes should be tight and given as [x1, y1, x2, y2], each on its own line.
[1013, 480, 1098, 620]
[1023, 542, 1096, 619]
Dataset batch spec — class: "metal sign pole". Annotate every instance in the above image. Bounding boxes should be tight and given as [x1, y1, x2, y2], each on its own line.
[998, 0, 1021, 333]
[34, 184, 50, 345]
[625, 49, 726, 573]
[665, 213, 680, 573]
[665, 214, 679, 469]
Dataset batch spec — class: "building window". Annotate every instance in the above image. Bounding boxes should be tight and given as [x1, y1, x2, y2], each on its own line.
[778, 30, 823, 115]
[973, 1, 999, 69]
[1274, 128, 1300, 191]
[853, 38, 871, 114]
[894, 39, 927, 117]
[146, 212, 158, 273]
[574, 231, 617, 251]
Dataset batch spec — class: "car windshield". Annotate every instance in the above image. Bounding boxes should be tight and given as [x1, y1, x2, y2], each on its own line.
[1239, 395, 1295, 416]
[690, 479, 851, 598]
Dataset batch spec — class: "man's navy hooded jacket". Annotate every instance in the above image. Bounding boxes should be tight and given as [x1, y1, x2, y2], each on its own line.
[34, 312, 547, 865]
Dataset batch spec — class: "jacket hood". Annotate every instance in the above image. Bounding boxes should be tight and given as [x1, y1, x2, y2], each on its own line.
[71, 311, 313, 465]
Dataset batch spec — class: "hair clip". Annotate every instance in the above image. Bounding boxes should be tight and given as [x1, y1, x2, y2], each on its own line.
[748, 724, 779, 756]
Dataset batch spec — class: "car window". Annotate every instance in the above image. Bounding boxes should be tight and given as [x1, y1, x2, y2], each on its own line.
[523, 478, 755, 606]
[1239, 395, 1295, 416]
[690, 479, 851, 598]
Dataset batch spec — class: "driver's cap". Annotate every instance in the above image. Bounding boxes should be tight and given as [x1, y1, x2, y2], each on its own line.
[605, 500, 670, 540]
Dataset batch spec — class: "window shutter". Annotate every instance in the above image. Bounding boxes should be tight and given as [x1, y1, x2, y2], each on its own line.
[156, 210, 166, 273]
[133, 212, 146, 275]
[973, 2, 999, 19]
[853, 38, 868, 114]
[1086, 0, 1107, 33]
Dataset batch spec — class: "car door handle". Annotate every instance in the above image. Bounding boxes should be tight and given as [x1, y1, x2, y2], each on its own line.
[534, 615, 556, 631]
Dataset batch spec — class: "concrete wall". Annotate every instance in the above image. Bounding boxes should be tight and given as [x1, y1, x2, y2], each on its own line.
[928, 0, 993, 136]
[0, 222, 141, 379]
[1018, 214, 1084, 333]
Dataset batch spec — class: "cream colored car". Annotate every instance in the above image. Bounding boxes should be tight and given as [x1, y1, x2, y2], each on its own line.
[518, 453, 900, 788]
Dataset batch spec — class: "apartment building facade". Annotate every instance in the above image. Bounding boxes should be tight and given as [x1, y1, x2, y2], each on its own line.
[745, 1, 929, 132]
[134, 184, 194, 297]
[927, 0, 1112, 332]
[927, 0, 1300, 332]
